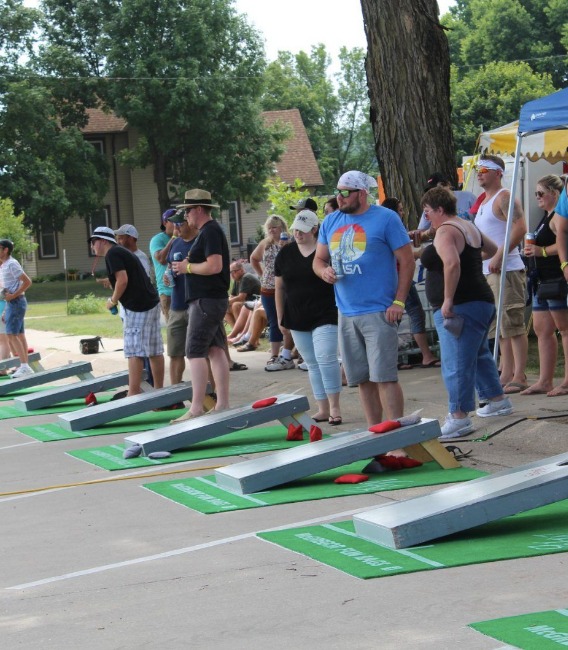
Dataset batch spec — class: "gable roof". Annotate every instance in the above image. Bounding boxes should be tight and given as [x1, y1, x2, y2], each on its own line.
[81, 107, 323, 187]
[262, 109, 323, 187]
[83, 109, 128, 134]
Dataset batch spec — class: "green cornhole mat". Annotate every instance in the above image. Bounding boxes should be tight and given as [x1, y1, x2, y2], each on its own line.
[257, 499, 568, 580]
[144, 462, 484, 514]
[470, 608, 568, 649]
[16, 406, 187, 441]
[0, 393, 115, 419]
[0, 385, 57, 403]
[67, 425, 300, 470]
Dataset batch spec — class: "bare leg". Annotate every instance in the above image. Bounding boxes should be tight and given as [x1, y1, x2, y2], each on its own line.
[547, 310, 568, 396]
[208, 345, 230, 410]
[7, 334, 27, 363]
[413, 332, 438, 365]
[17, 333, 29, 363]
[148, 354, 164, 389]
[498, 337, 514, 385]
[127, 357, 145, 396]
[186, 357, 210, 415]
[509, 332, 528, 385]
[169, 356, 186, 385]
[521, 312, 555, 394]
[358, 381, 383, 426]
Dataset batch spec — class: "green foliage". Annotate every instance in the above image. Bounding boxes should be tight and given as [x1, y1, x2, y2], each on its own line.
[37, 0, 287, 211]
[264, 177, 323, 226]
[66, 293, 106, 315]
[261, 45, 377, 192]
[450, 61, 556, 159]
[0, 198, 37, 256]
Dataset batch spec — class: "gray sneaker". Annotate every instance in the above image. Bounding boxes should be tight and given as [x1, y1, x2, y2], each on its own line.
[265, 356, 295, 372]
[438, 414, 474, 440]
[476, 397, 513, 418]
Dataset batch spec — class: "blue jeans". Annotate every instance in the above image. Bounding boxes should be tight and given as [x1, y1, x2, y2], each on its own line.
[405, 283, 426, 334]
[261, 293, 283, 343]
[433, 301, 502, 414]
[291, 325, 342, 400]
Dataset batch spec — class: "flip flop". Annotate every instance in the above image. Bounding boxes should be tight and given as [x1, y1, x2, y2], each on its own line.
[419, 359, 441, 368]
[229, 362, 248, 371]
[328, 416, 343, 426]
[519, 386, 549, 395]
[503, 381, 529, 394]
[547, 386, 568, 397]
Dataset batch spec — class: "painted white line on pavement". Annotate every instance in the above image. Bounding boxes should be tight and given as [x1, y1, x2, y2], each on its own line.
[7, 506, 373, 590]
[0, 441, 39, 451]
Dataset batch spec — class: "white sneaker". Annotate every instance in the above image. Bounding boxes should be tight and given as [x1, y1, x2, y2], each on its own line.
[298, 361, 308, 371]
[11, 365, 33, 378]
[265, 356, 295, 372]
[476, 397, 513, 418]
[438, 414, 474, 440]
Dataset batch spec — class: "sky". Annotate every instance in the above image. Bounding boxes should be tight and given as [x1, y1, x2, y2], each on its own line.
[235, 0, 456, 65]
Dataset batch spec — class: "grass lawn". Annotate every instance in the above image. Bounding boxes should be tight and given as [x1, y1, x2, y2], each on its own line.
[22, 282, 562, 378]
[26, 301, 125, 338]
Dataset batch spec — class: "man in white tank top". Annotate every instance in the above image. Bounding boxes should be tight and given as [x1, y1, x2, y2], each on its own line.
[474, 155, 528, 393]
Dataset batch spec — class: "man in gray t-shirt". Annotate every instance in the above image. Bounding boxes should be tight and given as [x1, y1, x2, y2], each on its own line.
[226, 261, 260, 327]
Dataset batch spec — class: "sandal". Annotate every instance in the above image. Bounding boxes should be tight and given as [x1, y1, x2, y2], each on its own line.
[230, 362, 248, 371]
[236, 343, 257, 352]
[328, 416, 342, 426]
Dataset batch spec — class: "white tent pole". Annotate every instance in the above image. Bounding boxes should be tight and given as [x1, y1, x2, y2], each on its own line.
[493, 134, 525, 362]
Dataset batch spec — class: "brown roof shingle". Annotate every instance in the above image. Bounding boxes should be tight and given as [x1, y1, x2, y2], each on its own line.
[262, 109, 323, 188]
[81, 107, 323, 188]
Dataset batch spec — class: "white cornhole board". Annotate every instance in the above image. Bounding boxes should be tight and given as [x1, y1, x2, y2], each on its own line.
[353, 452, 568, 549]
[214, 418, 455, 494]
[124, 393, 312, 456]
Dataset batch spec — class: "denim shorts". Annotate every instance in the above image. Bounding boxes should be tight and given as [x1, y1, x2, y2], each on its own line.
[5, 296, 27, 335]
[532, 292, 568, 312]
[339, 311, 399, 384]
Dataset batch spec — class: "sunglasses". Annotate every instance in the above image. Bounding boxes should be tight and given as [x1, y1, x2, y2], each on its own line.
[535, 191, 546, 198]
[475, 167, 494, 174]
[334, 188, 359, 198]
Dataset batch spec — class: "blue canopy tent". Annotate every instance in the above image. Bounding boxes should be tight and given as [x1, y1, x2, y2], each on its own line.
[494, 88, 568, 360]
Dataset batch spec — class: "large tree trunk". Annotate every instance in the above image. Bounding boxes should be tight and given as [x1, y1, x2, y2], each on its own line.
[361, 0, 456, 227]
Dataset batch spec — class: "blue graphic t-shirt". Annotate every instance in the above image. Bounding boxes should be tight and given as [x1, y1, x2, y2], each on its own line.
[318, 204, 411, 316]
[555, 187, 568, 219]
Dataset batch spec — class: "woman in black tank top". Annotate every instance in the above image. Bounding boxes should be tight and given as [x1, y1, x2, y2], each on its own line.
[420, 188, 512, 440]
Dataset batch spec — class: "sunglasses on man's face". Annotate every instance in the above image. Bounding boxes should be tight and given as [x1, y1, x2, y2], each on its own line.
[334, 189, 359, 198]
[535, 191, 546, 198]
[476, 167, 494, 174]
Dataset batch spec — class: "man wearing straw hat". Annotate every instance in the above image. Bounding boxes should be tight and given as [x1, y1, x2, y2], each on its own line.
[171, 189, 230, 420]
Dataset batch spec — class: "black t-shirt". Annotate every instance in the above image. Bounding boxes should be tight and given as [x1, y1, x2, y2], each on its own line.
[231, 273, 261, 299]
[534, 211, 562, 281]
[186, 220, 230, 300]
[105, 245, 159, 312]
[274, 242, 338, 331]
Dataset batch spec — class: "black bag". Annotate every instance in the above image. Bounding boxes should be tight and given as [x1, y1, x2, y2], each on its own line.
[536, 278, 568, 301]
[80, 336, 104, 354]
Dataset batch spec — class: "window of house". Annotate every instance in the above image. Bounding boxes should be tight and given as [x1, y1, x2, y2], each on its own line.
[87, 206, 111, 256]
[228, 201, 241, 246]
[88, 139, 105, 155]
[38, 225, 58, 259]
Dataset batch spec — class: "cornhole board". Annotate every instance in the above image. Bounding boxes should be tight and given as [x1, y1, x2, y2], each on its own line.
[13, 370, 139, 412]
[0, 361, 94, 397]
[214, 418, 458, 495]
[0, 352, 44, 372]
[353, 452, 568, 549]
[124, 394, 312, 456]
[57, 382, 204, 432]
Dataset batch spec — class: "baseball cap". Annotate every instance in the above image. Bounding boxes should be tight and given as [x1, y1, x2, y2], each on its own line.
[290, 197, 318, 211]
[88, 227, 116, 244]
[162, 209, 177, 223]
[114, 224, 139, 238]
[290, 210, 320, 232]
[166, 209, 186, 224]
